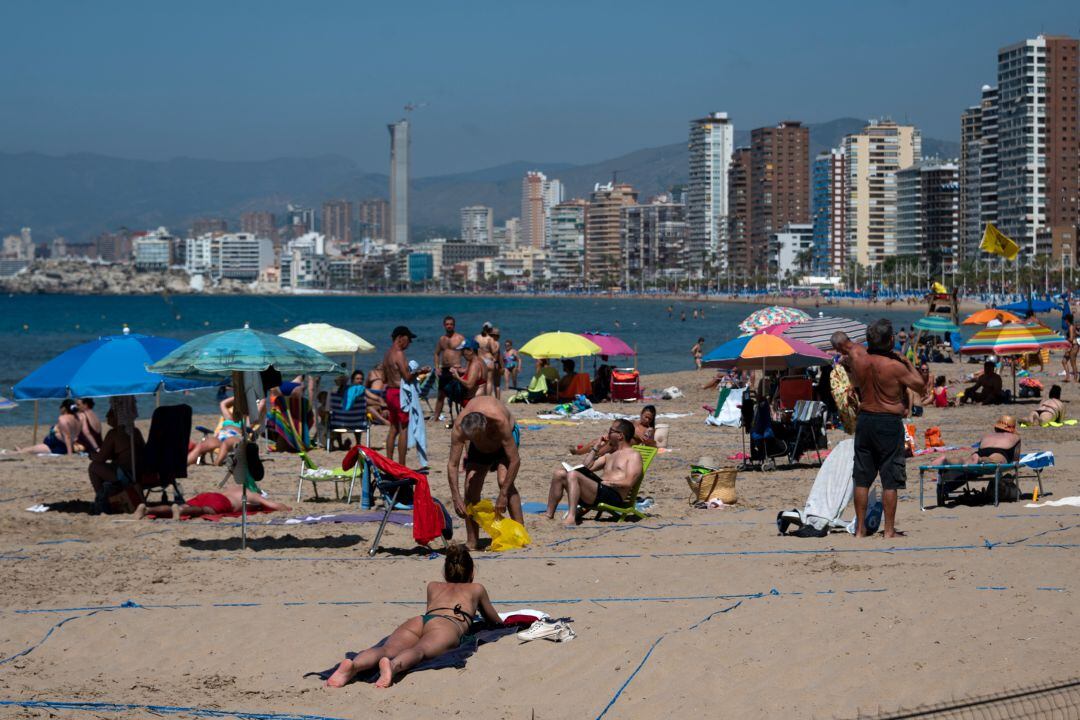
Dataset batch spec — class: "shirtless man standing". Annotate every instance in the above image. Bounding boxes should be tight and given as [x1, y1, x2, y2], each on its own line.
[446, 395, 522, 549]
[475, 322, 500, 400]
[453, 339, 487, 402]
[432, 316, 465, 423]
[382, 326, 430, 465]
[832, 321, 925, 538]
[546, 419, 643, 527]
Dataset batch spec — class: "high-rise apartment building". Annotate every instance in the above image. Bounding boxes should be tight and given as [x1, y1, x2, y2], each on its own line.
[896, 161, 960, 275]
[812, 149, 848, 275]
[548, 200, 587, 288]
[286, 205, 316, 239]
[621, 196, 688, 290]
[388, 119, 410, 245]
[749, 121, 810, 275]
[521, 171, 563, 248]
[460, 206, 494, 244]
[357, 199, 390, 241]
[687, 112, 734, 274]
[240, 212, 277, 244]
[191, 217, 227, 238]
[585, 183, 637, 281]
[726, 148, 752, 282]
[321, 200, 353, 245]
[842, 119, 922, 266]
[960, 100, 985, 260]
[996, 35, 1079, 255]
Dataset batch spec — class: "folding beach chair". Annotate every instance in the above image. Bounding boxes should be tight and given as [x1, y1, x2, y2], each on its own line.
[788, 400, 827, 466]
[139, 404, 192, 504]
[346, 446, 453, 556]
[295, 447, 363, 502]
[610, 368, 642, 402]
[587, 445, 658, 522]
[776, 376, 813, 412]
[325, 390, 370, 451]
[749, 398, 788, 471]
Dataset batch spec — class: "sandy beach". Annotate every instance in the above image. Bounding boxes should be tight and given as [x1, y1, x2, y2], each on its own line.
[0, 367, 1077, 719]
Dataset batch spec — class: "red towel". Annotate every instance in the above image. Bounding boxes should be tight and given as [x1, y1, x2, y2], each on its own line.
[342, 446, 445, 545]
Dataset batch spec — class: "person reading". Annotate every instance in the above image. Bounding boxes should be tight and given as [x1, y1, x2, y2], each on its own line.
[324, 544, 501, 688]
[546, 419, 643, 527]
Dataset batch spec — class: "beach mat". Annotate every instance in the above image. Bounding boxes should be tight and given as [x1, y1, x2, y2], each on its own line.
[267, 512, 412, 526]
[306, 621, 528, 685]
[521, 501, 567, 515]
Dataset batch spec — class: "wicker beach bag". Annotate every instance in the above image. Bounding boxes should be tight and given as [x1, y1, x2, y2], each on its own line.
[687, 467, 737, 505]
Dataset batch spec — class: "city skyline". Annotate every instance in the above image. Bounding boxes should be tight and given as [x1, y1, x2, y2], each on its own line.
[2, 1, 1078, 176]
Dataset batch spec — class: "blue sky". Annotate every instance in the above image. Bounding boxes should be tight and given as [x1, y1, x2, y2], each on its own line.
[1, 0, 1077, 175]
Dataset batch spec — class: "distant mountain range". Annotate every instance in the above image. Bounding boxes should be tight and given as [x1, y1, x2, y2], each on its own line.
[0, 118, 959, 242]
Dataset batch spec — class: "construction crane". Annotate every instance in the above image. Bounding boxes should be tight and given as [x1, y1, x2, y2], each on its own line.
[404, 101, 428, 114]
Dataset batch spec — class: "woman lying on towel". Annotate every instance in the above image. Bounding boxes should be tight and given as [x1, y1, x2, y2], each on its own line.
[326, 544, 501, 689]
[1028, 384, 1065, 426]
[133, 482, 290, 520]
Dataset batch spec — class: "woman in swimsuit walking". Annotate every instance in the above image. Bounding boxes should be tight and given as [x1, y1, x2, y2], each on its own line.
[325, 544, 502, 689]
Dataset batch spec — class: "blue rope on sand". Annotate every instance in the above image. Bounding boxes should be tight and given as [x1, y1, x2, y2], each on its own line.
[0, 611, 104, 666]
[0, 700, 347, 720]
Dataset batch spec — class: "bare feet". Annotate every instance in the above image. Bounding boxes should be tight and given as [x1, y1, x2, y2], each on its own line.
[133, 504, 148, 520]
[884, 529, 907, 538]
[171, 505, 182, 521]
[325, 659, 355, 688]
[374, 657, 394, 688]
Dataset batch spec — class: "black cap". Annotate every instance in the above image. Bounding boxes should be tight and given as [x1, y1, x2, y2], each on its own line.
[391, 325, 417, 340]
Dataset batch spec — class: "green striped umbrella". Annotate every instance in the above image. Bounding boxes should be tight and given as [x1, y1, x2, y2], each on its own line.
[913, 316, 961, 334]
[148, 325, 343, 379]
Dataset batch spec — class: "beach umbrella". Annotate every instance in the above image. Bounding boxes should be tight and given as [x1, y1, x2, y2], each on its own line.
[1021, 324, 1071, 349]
[702, 332, 830, 371]
[149, 325, 343, 550]
[519, 332, 602, 360]
[913, 316, 961, 334]
[999, 298, 1057, 315]
[762, 315, 866, 350]
[738, 306, 810, 334]
[279, 323, 375, 355]
[962, 309, 1021, 326]
[960, 323, 1068, 397]
[12, 328, 213, 400]
[578, 332, 635, 357]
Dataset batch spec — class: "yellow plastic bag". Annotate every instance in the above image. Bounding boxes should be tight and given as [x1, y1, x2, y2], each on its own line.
[466, 499, 531, 552]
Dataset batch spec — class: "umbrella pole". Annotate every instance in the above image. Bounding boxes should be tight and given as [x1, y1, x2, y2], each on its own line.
[33, 400, 39, 444]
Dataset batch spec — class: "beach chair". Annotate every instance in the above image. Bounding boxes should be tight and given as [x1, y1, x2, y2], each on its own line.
[139, 404, 192, 504]
[295, 447, 363, 502]
[588, 445, 658, 522]
[558, 373, 593, 401]
[749, 398, 788, 471]
[917, 451, 1051, 510]
[776, 376, 813, 412]
[787, 400, 827, 466]
[610, 368, 642, 402]
[347, 446, 453, 556]
[325, 389, 371, 451]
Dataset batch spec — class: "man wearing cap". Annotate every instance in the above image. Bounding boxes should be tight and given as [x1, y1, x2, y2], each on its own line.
[382, 326, 430, 465]
[452, 338, 487, 403]
[832, 320, 925, 538]
[432, 315, 465, 424]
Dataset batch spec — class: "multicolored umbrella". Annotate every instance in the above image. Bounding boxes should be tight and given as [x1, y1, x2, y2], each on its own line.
[738, 306, 810, 334]
[1022, 323, 1071, 349]
[519, 332, 602, 359]
[763, 316, 866, 350]
[578, 332, 635, 357]
[913, 316, 961, 334]
[702, 332, 830, 371]
[962, 309, 1022, 326]
[959, 323, 1062, 356]
[279, 323, 375, 355]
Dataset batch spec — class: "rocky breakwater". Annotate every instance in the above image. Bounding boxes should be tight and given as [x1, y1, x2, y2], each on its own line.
[0, 260, 271, 295]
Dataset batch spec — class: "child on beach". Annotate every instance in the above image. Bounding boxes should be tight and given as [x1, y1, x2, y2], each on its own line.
[325, 544, 501, 688]
[932, 376, 951, 408]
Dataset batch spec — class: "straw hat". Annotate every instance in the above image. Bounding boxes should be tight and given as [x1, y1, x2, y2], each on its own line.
[696, 455, 718, 469]
[993, 415, 1017, 433]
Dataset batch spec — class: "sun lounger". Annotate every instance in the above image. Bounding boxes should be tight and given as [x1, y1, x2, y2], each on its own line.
[917, 451, 1051, 510]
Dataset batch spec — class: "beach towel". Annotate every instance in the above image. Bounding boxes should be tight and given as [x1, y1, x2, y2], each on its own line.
[342, 385, 366, 412]
[267, 395, 311, 452]
[1025, 496, 1080, 508]
[306, 613, 542, 685]
[267, 512, 412, 526]
[706, 388, 743, 428]
[402, 362, 428, 467]
[777, 438, 855, 534]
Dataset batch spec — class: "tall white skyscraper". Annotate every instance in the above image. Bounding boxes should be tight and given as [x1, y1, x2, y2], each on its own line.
[521, 171, 564, 248]
[388, 119, 410, 246]
[460, 206, 494, 244]
[687, 112, 734, 274]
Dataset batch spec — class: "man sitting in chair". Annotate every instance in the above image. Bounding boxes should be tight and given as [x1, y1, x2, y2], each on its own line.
[546, 419, 643, 527]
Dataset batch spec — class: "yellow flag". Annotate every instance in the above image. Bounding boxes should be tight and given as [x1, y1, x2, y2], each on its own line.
[931, 281, 948, 294]
[980, 223, 1020, 261]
